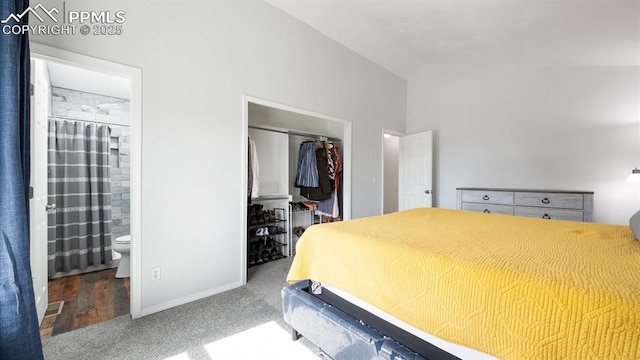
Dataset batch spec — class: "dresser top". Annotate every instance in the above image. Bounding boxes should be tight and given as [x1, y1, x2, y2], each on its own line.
[456, 187, 594, 195]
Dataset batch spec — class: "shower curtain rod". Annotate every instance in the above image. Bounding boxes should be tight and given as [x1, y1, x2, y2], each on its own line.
[48, 114, 130, 127]
[248, 125, 341, 143]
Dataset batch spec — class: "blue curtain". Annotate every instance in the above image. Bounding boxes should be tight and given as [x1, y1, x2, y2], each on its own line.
[0, 0, 45, 358]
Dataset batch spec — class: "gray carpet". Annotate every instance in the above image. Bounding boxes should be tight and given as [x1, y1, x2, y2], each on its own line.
[42, 257, 321, 360]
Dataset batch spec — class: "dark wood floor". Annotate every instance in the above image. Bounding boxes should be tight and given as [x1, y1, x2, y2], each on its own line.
[40, 268, 130, 339]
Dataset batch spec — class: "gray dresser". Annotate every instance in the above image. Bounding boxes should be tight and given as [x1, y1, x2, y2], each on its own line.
[456, 188, 594, 222]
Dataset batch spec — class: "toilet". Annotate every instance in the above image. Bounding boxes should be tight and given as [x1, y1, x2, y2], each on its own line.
[113, 235, 131, 278]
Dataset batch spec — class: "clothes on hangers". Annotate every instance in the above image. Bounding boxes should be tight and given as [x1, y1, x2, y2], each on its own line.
[298, 141, 343, 219]
[248, 137, 252, 201]
[298, 144, 332, 201]
[315, 146, 332, 195]
[248, 136, 260, 199]
[316, 190, 337, 217]
[325, 142, 335, 182]
[316, 144, 342, 219]
[331, 145, 342, 191]
[295, 141, 319, 187]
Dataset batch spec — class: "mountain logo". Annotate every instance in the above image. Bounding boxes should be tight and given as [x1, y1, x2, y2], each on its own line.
[1, 3, 59, 24]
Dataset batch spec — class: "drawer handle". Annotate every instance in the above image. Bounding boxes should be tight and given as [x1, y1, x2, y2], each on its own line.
[541, 197, 550, 204]
[482, 195, 489, 201]
[483, 209, 490, 214]
[542, 214, 551, 219]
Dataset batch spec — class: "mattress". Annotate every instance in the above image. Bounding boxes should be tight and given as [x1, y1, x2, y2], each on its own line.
[323, 284, 496, 359]
[286, 208, 640, 359]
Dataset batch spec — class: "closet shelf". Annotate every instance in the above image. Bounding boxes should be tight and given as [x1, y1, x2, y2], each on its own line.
[291, 209, 314, 213]
[247, 219, 286, 231]
[248, 232, 288, 241]
[247, 207, 288, 267]
[254, 194, 292, 201]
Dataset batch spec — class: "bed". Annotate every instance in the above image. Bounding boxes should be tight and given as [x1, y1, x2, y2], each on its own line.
[282, 208, 640, 359]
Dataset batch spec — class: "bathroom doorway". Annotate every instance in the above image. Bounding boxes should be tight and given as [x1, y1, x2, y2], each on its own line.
[29, 44, 142, 336]
[382, 130, 401, 214]
[381, 129, 434, 214]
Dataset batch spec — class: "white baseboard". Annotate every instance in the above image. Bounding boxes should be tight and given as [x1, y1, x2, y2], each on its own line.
[139, 280, 244, 317]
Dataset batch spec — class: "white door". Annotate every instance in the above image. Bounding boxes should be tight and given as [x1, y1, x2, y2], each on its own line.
[30, 59, 49, 324]
[399, 131, 433, 211]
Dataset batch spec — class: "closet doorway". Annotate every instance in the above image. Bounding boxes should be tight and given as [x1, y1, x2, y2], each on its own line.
[242, 96, 351, 283]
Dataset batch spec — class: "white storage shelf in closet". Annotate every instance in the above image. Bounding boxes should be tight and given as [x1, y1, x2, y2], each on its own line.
[288, 203, 315, 257]
[247, 205, 288, 267]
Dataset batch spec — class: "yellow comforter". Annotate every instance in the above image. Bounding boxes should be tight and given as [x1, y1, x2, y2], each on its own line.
[287, 208, 640, 359]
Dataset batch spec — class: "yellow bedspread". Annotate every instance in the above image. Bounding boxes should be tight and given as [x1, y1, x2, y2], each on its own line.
[287, 208, 640, 359]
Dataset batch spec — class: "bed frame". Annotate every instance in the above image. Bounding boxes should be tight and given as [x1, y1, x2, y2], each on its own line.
[282, 280, 460, 360]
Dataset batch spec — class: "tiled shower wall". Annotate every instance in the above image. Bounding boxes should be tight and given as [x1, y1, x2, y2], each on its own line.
[108, 125, 131, 240]
[51, 87, 131, 240]
[51, 87, 130, 125]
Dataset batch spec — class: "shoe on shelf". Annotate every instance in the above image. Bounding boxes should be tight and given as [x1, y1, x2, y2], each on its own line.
[255, 227, 269, 237]
[253, 204, 264, 224]
[293, 226, 305, 238]
[262, 250, 271, 262]
[248, 205, 258, 225]
[264, 210, 271, 222]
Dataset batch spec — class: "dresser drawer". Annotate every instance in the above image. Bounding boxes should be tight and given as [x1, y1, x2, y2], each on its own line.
[514, 207, 584, 221]
[461, 190, 513, 205]
[462, 203, 514, 215]
[457, 188, 593, 222]
[515, 192, 583, 210]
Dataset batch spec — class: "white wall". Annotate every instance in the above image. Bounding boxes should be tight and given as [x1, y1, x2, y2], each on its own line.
[407, 65, 640, 225]
[31, 0, 405, 314]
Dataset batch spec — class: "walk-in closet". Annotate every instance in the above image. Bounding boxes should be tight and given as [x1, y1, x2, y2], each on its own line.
[246, 101, 350, 273]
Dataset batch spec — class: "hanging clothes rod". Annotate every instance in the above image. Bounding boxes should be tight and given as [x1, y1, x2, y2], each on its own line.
[248, 125, 341, 143]
[48, 114, 130, 127]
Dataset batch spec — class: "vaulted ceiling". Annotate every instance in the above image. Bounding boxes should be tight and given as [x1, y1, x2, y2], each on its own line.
[265, 0, 640, 78]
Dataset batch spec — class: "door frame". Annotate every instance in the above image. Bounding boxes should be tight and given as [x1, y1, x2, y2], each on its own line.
[30, 58, 48, 323]
[29, 43, 144, 319]
[241, 95, 352, 285]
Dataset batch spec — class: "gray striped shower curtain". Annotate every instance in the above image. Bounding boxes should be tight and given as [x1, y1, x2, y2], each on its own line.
[47, 119, 113, 277]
